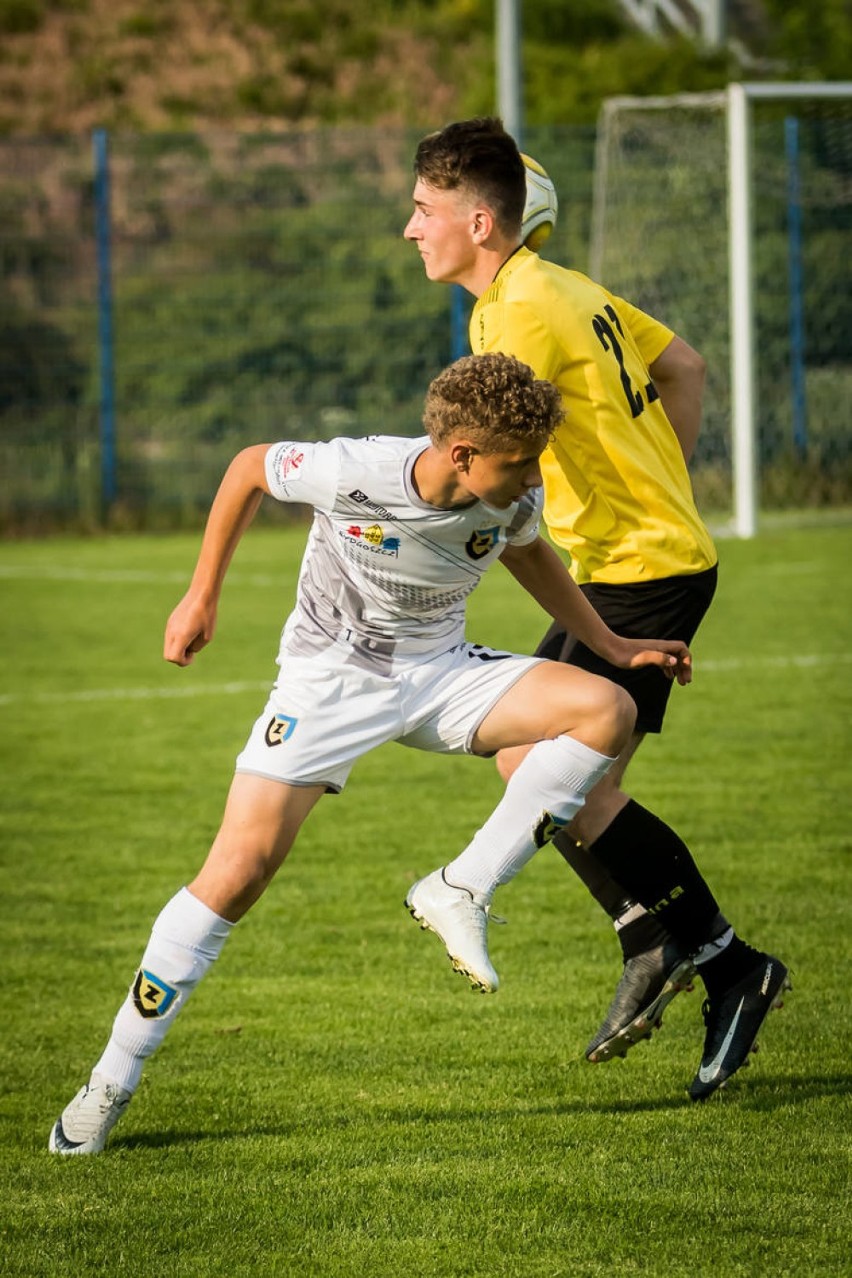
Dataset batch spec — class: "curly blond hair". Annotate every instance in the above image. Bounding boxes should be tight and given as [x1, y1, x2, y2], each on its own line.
[423, 353, 563, 453]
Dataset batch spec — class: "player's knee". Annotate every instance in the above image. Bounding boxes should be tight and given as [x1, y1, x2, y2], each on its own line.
[580, 680, 635, 755]
[230, 844, 287, 909]
[607, 684, 637, 750]
[495, 750, 513, 784]
[615, 683, 637, 735]
[495, 743, 530, 784]
[193, 830, 290, 920]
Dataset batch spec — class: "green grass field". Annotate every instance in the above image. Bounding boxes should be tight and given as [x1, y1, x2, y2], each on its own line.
[1, 521, 850, 1276]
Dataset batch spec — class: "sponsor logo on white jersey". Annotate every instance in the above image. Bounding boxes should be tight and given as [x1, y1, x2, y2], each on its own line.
[341, 523, 401, 556]
[271, 443, 305, 485]
[348, 489, 395, 520]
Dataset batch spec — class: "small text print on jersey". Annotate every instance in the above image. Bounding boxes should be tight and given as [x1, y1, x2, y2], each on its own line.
[270, 444, 305, 485]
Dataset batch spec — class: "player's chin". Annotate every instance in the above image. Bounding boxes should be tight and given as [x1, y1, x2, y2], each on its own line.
[425, 260, 457, 285]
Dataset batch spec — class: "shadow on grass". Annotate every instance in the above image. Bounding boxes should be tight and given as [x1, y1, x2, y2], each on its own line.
[727, 1071, 852, 1108]
[113, 1126, 287, 1151]
[108, 1072, 852, 1151]
[578, 1071, 852, 1114]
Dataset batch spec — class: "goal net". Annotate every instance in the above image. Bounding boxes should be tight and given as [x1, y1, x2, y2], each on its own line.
[590, 84, 852, 533]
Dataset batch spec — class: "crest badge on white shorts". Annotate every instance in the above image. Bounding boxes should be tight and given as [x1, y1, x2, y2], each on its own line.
[264, 713, 299, 747]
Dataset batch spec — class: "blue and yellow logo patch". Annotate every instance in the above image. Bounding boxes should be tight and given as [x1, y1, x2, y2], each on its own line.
[132, 968, 179, 1019]
[264, 713, 299, 747]
[466, 526, 500, 560]
[533, 811, 567, 849]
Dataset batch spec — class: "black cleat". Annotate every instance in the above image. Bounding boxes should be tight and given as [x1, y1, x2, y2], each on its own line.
[585, 941, 696, 1063]
[689, 954, 790, 1101]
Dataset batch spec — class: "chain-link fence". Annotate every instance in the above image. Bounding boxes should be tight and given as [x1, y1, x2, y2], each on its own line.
[591, 90, 852, 519]
[1, 118, 849, 532]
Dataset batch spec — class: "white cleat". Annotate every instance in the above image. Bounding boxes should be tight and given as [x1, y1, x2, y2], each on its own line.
[48, 1073, 132, 1155]
[405, 868, 499, 993]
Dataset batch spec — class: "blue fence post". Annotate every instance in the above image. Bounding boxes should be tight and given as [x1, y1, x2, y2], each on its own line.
[785, 115, 807, 459]
[93, 127, 117, 513]
[450, 284, 468, 361]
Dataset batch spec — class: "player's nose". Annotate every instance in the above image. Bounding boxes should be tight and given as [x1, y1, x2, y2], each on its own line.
[523, 461, 543, 489]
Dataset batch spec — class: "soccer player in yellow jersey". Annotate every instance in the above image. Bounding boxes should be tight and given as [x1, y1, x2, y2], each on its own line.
[405, 117, 789, 1099]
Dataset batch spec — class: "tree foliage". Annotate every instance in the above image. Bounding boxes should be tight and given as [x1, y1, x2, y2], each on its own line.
[0, 0, 849, 136]
[1, 1, 850, 526]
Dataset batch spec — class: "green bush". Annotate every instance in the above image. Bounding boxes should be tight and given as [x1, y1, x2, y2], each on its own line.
[0, 0, 44, 36]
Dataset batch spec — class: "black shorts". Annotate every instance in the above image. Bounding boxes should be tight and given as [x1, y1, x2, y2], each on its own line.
[534, 564, 718, 734]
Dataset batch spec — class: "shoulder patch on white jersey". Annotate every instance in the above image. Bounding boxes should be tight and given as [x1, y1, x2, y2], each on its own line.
[269, 442, 306, 487]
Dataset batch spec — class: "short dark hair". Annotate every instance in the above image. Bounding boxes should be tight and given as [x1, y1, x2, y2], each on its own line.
[413, 117, 526, 238]
[423, 353, 563, 453]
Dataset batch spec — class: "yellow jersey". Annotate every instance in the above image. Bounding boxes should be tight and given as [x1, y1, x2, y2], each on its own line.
[470, 248, 717, 584]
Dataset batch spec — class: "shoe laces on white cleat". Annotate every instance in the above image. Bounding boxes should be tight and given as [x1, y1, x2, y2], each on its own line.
[49, 1072, 132, 1155]
[405, 868, 500, 993]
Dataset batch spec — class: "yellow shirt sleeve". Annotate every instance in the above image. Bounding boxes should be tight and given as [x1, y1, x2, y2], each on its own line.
[604, 290, 674, 367]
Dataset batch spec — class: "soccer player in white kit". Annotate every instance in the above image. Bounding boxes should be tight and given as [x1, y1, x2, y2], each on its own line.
[49, 353, 691, 1154]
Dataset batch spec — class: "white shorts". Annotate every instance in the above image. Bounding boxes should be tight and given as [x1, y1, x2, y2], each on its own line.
[235, 642, 543, 792]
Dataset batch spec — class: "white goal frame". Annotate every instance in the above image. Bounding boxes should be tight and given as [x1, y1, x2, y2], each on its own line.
[592, 82, 852, 537]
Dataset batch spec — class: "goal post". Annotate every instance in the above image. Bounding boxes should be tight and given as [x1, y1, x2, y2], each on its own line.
[727, 82, 757, 538]
[591, 82, 852, 537]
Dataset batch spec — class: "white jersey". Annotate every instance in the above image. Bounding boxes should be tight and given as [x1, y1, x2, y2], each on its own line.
[264, 435, 543, 672]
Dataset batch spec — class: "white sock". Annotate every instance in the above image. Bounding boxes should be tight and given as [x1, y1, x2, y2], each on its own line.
[93, 887, 234, 1094]
[693, 925, 734, 966]
[444, 735, 614, 900]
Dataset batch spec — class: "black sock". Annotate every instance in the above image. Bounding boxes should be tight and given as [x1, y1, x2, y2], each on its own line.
[553, 829, 637, 920]
[697, 936, 763, 997]
[588, 799, 729, 950]
[553, 830, 672, 959]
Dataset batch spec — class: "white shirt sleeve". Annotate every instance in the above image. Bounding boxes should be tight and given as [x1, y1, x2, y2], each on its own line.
[264, 440, 342, 511]
[505, 487, 543, 547]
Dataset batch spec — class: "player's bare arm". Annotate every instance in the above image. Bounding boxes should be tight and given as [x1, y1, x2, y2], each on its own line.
[164, 444, 271, 667]
[649, 335, 706, 464]
[500, 537, 692, 685]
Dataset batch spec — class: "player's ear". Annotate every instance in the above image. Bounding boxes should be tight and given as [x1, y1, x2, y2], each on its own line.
[450, 441, 477, 473]
[470, 205, 495, 244]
